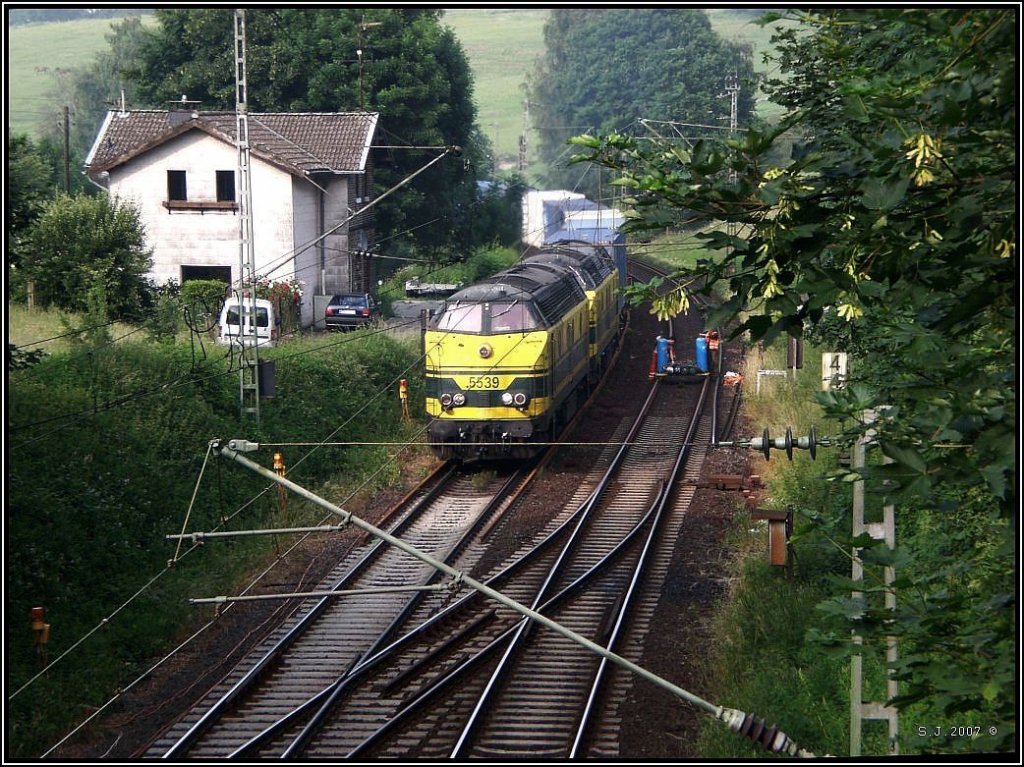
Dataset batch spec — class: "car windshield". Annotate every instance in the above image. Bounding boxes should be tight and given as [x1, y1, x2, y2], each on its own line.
[225, 305, 269, 327]
[334, 295, 367, 307]
[435, 301, 538, 334]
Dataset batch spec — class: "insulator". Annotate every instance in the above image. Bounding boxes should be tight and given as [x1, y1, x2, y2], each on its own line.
[737, 423, 831, 460]
[732, 427, 831, 461]
[797, 424, 817, 460]
[722, 708, 807, 757]
[782, 427, 794, 461]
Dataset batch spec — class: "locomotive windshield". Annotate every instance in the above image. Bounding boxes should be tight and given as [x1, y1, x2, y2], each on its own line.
[436, 301, 540, 334]
[436, 303, 484, 333]
[490, 301, 539, 332]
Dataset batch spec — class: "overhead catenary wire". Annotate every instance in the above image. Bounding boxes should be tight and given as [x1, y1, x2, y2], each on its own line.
[29, 70, 786, 767]
[242, 145, 459, 286]
[13, 318, 120, 349]
[24, 251, 638, 749]
[17, 254, 576, 704]
[8, 318, 189, 387]
[18, 322, 441, 698]
[9, 203, 721, 449]
[33, 421, 436, 757]
[30, 310, 448, 625]
[17, 26, 605, 696]
[216, 442, 820, 759]
[17, 118, 711, 729]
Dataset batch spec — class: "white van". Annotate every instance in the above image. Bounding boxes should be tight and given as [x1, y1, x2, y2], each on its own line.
[218, 296, 278, 348]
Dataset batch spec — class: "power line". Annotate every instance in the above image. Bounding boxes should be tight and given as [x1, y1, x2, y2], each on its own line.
[12, 322, 450, 708]
[16, 242, 654, 737]
[13, 318, 120, 348]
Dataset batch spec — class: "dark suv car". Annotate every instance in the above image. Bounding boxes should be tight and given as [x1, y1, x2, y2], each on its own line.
[324, 293, 380, 330]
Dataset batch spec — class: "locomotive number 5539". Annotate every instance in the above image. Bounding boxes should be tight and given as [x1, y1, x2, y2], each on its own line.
[466, 376, 501, 390]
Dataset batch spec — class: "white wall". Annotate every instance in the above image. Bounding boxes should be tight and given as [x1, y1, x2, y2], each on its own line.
[107, 130, 297, 290]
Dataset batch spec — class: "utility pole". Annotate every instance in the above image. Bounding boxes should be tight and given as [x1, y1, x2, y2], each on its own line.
[724, 73, 740, 263]
[849, 410, 899, 756]
[357, 19, 383, 111]
[63, 106, 71, 193]
[725, 72, 739, 136]
[235, 8, 259, 421]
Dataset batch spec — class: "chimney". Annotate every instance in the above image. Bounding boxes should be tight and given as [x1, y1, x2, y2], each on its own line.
[169, 94, 201, 127]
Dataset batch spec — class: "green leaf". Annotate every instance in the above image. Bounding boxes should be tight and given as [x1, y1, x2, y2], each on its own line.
[879, 439, 927, 474]
[817, 595, 866, 620]
[979, 464, 1007, 500]
[861, 544, 910, 568]
[843, 94, 871, 123]
[981, 680, 1000, 702]
[860, 175, 910, 210]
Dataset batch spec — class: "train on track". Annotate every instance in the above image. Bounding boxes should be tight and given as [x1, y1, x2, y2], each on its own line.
[425, 234, 628, 461]
[424, 190, 628, 461]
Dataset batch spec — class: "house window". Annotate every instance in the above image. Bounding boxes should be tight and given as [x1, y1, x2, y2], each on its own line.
[167, 170, 187, 201]
[181, 265, 231, 285]
[216, 170, 235, 202]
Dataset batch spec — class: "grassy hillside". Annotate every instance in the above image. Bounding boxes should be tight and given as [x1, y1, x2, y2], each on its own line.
[6, 15, 154, 138]
[8, 9, 784, 178]
[441, 8, 548, 171]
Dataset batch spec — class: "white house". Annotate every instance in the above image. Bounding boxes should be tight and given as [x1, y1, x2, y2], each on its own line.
[85, 108, 379, 328]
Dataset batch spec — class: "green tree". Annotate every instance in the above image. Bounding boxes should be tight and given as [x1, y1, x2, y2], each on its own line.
[129, 9, 482, 258]
[467, 171, 529, 249]
[7, 134, 54, 269]
[529, 9, 756, 200]
[22, 194, 153, 321]
[38, 16, 151, 167]
[572, 8, 1015, 752]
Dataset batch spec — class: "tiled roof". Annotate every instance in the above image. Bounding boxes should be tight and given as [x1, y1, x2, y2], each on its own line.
[85, 110, 378, 177]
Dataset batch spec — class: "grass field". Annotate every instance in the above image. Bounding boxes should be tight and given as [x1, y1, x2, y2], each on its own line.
[6, 15, 154, 137]
[7, 9, 784, 175]
[442, 9, 548, 169]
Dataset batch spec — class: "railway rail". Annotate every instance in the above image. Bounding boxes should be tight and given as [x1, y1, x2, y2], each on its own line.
[142, 258, 735, 759]
[151, 461, 535, 758]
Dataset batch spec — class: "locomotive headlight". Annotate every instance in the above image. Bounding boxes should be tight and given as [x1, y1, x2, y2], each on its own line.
[478, 344, 492, 359]
[512, 392, 528, 408]
[452, 393, 466, 406]
[439, 393, 454, 408]
[501, 392, 514, 406]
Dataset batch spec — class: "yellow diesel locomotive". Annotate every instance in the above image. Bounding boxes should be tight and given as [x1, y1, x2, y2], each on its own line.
[425, 243, 625, 460]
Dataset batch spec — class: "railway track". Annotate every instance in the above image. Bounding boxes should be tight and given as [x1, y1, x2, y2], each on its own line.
[456, 378, 713, 759]
[141, 257, 726, 759]
[149, 461, 535, 758]
[331, 375, 714, 759]
[168, 369, 709, 758]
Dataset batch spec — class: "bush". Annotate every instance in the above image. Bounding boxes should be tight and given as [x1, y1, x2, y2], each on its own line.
[147, 292, 182, 343]
[22, 193, 152, 321]
[6, 326, 424, 758]
[180, 279, 228, 328]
